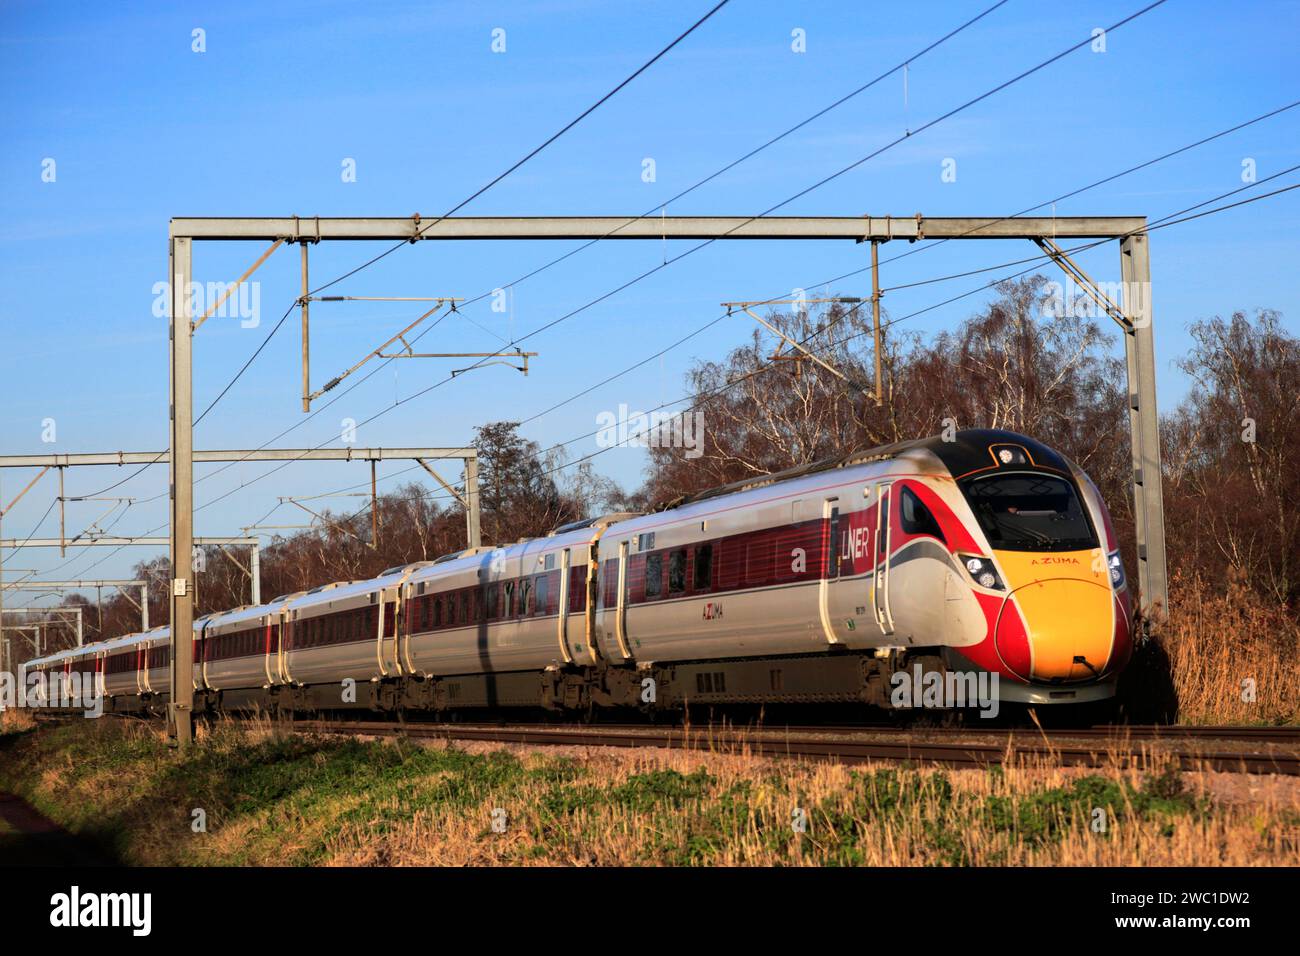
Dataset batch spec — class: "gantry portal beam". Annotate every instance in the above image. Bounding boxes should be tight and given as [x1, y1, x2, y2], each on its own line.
[1, 579, 149, 630]
[170, 216, 1148, 242]
[0, 448, 475, 468]
[3, 606, 82, 646]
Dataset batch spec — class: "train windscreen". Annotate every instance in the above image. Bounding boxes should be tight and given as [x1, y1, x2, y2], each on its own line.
[959, 473, 1097, 552]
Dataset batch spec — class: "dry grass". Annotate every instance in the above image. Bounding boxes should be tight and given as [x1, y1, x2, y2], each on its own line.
[1, 717, 1296, 867]
[0, 707, 35, 736]
[320, 744, 1300, 867]
[1123, 576, 1300, 725]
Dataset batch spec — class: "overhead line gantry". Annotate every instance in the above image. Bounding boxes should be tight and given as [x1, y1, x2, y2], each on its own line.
[163, 213, 1167, 749]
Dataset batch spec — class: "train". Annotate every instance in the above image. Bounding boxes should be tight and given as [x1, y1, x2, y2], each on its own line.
[18, 429, 1134, 720]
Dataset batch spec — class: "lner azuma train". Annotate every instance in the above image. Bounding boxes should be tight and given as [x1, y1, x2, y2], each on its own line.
[22, 430, 1134, 717]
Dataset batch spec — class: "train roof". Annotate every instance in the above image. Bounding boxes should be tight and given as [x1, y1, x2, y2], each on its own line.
[282, 572, 402, 613]
[28, 647, 75, 665]
[405, 523, 605, 586]
[203, 602, 269, 630]
[139, 625, 171, 643]
[91, 632, 148, 653]
[649, 435, 933, 511]
[915, 429, 1073, 480]
[651, 428, 1068, 510]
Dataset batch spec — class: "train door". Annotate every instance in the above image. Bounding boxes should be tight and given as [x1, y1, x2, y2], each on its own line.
[196, 623, 207, 691]
[137, 644, 150, 695]
[401, 584, 418, 675]
[193, 621, 206, 693]
[818, 497, 842, 645]
[556, 548, 574, 664]
[873, 481, 896, 635]
[377, 587, 401, 676]
[279, 612, 295, 685]
[613, 540, 633, 659]
[261, 616, 275, 687]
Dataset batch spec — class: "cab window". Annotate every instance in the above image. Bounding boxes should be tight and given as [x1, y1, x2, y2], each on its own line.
[960, 473, 1097, 552]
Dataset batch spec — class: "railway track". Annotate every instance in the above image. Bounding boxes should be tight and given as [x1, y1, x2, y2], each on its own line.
[288, 718, 1300, 776]
[702, 723, 1300, 743]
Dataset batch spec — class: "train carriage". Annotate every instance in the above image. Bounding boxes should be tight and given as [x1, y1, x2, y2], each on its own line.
[202, 604, 273, 701]
[138, 626, 173, 706]
[100, 633, 149, 707]
[402, 523, 611, 678]
[281, 579, 395, 697]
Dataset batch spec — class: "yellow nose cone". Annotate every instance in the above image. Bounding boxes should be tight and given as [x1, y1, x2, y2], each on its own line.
[994, 552, 1115, 682]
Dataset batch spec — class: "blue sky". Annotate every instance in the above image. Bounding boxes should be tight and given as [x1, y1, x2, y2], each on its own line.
[1, 0, 1297, 591]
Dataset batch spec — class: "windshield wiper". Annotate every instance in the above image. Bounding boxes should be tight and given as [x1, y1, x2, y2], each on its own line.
[990, 512, 1052, 545]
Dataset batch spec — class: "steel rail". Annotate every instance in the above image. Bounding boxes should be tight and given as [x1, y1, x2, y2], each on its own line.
[289, 719, 1300, 776]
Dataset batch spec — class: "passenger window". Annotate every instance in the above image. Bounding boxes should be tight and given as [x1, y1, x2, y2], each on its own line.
[693, 544, 712, 591]
[717, 540, 741, 589]
[486, 583, 498, 619]
[668, 549, 686, 594]
[535, 575, 549, 614]
[777, 529, 805, 580]
[645, 553, 663, 599]
[570, 566, 587, 612]
[745, 540, 773, 586]
[900, 487, 945, 540]
[828, 506, 841, 577]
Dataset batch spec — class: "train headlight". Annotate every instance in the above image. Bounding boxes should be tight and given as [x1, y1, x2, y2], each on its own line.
[1107, 550, 1125, 588]
[960, 554, 1005, 591]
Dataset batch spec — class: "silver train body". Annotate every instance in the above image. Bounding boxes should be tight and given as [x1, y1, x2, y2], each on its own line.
[19, 430, 1134, 716]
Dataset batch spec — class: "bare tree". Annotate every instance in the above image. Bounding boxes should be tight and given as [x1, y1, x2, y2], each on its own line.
[641, 277, 1128, 516]
[1164, 310, 1300, 606]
